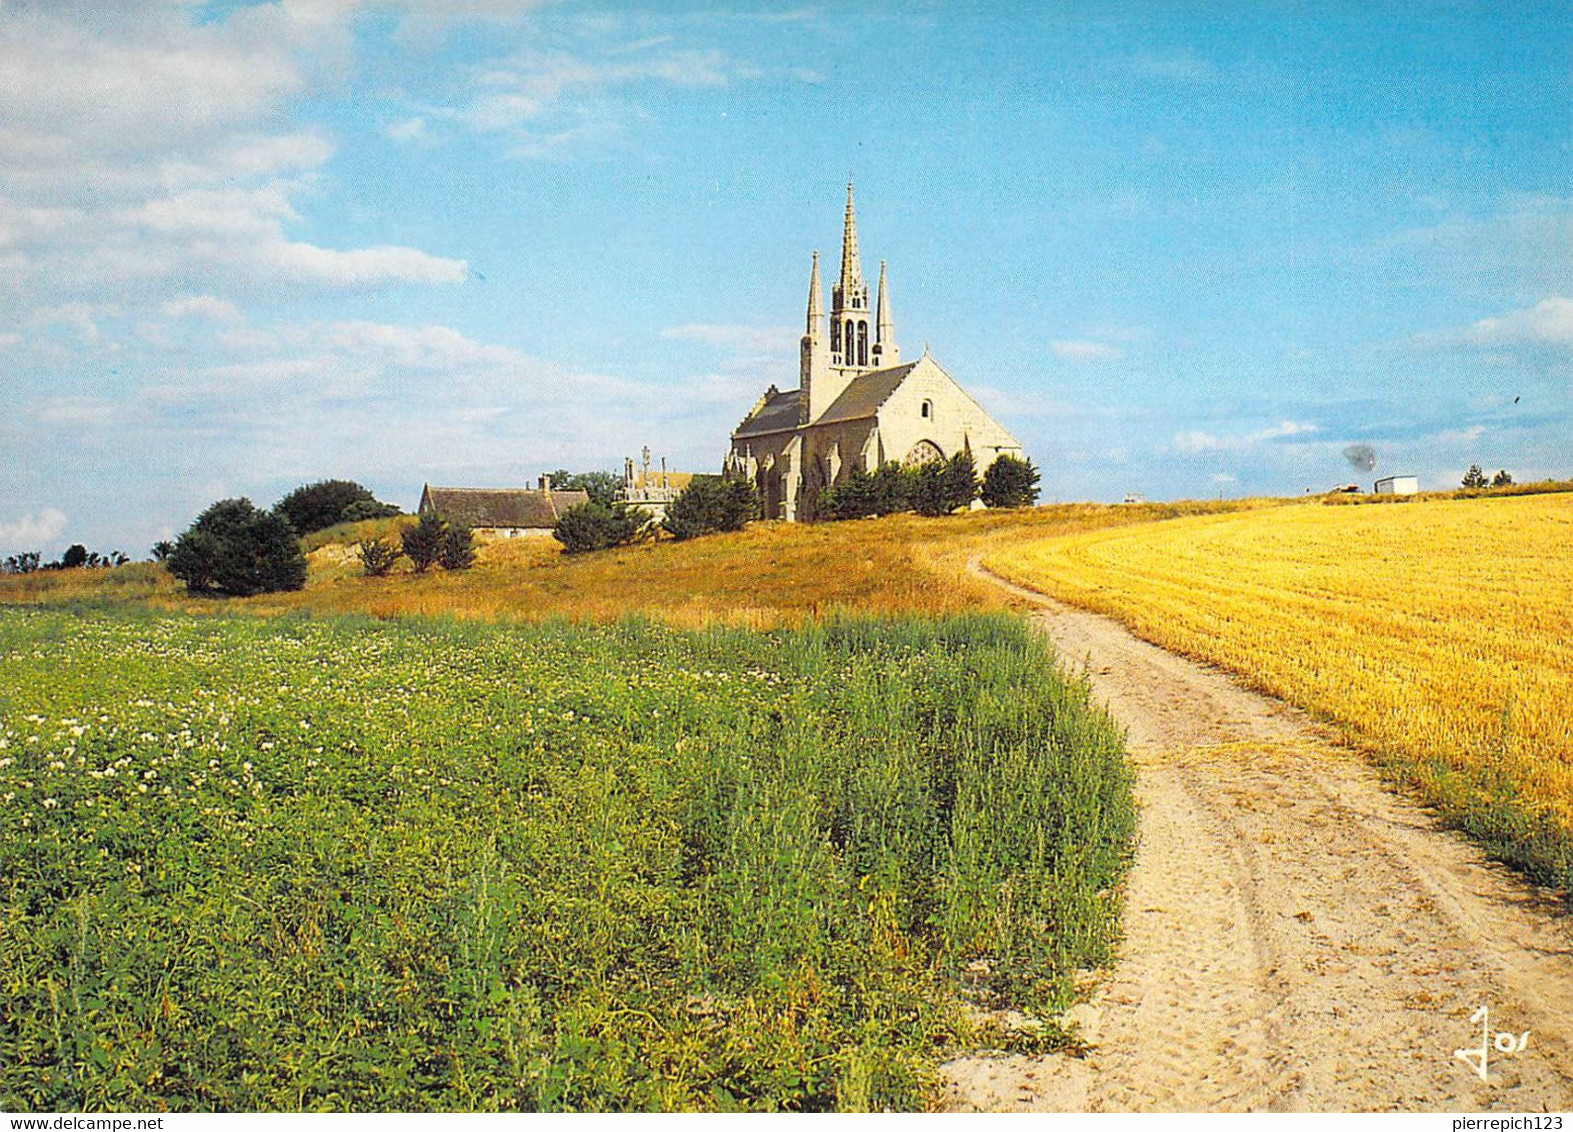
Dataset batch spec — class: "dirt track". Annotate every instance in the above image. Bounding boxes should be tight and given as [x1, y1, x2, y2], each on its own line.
[942, 562, 1573, 1112]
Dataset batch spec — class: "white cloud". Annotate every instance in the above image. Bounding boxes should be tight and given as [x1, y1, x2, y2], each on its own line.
[1173, 420, 1318, 454]
[1387, 195, 1573, 298]
[0, 185, 466, 295]
[162, 295, 243, 323]
[34, 396, 118, 427]
[386, 116, 427, 141]
[0, 5, 463, 301]
[467, 48, 733, 133]
[429, 40, 752, 159]
[0, 333, 20, 352]
[324, 321, 526, 370]
[30, 302, 120, 341]
[1211, 473, 1237, 484]
[258, 241, 467, 285]
[1050, 339, 1121, 362]
[0, 508, 68, 552]
[0, 3, 348, 195]
[1434, 425, 1487, 446]
[1468, 296, 1573, 346]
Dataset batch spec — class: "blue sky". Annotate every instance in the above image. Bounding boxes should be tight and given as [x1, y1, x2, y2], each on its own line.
[1, 0, 1568, 556]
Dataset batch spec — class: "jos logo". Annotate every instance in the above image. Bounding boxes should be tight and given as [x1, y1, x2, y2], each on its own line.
[1455, 1005, 1530, 1082]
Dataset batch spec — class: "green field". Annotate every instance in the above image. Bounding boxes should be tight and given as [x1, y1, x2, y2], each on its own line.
[0, 609, 1133, 1111]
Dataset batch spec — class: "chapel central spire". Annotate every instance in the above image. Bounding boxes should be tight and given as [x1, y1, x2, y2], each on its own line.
[829, 182, 872, 371]
[836, 181, 864, 300]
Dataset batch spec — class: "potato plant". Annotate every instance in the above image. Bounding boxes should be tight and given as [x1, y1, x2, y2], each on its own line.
[0, 609, 1132, 1112]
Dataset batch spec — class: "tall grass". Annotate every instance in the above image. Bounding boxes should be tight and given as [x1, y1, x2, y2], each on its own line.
[0, 608, 1133, 1111]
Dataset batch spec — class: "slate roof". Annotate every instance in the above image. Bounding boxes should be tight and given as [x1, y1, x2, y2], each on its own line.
[732, 388, 804, 438]
[419, 486, 589, 530]
[814, 361, 920, 425]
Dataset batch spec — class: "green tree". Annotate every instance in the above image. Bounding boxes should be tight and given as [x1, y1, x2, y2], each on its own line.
[1462, 464, 1489, 489]
[2, 552, 40, 575]
[870, 461, 914, 515]
[275, 480, 397, 535]
[663, 477, 759, 540]
[59, 544, 88, 569]
[166, 498, 307, 596]
[981, 454, 1041, 508]
[544, 469, 622, 507]
[819, 461, 918, 520]
[941, 451, 979, 513]
[818, 467, 877, 520]
[1491, 469, 1514, 488]
[910, 460, 949, 516]
[357, 537, 403, 577]
[400, 512, 447, 573]
[438, 524, 477, 571]
[553, 501, 641, 554]
[339, 498, 402, 524]
[151, 540, 174, 562]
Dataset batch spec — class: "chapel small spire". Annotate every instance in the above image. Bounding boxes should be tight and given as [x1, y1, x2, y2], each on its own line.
[805, 250, 822, 334]
[876, 260, 892, 344]
[873, 259, 899, 367]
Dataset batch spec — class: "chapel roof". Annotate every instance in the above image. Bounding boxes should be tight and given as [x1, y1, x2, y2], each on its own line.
[420, 486, 589, 529]
[813, 361, 921, 425]
[732, 387, 804, 439]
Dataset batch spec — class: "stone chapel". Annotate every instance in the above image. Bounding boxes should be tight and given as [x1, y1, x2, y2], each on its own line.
[726, 185, 1021, 521]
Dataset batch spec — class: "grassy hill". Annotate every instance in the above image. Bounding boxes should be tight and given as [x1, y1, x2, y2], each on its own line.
[0, 500, 1273, 625]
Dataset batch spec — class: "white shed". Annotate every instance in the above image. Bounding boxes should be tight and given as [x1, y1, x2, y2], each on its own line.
[1374, 475, 1418, 495]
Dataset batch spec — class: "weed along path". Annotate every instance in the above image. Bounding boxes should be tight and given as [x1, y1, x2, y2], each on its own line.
[944, 560, 1573, 1112]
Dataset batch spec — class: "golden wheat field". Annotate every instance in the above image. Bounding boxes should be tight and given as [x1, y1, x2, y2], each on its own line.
[987, 492, 1573, 884]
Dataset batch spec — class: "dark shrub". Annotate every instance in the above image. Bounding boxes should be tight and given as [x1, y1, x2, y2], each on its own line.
[275, 480, 397, 535]
[554, 502, 641, 554]
[358, 538, 403, 577]
[941, 451, 979, 513]
[340, 498, 403, 524]
[981, 454, 1041, 509]
[910, 460, 949, 517]
[166, 498, 307, 596]
[438, 525, 477, 571]
[663, 477, 759, 540]
[401, 512, 447, 573]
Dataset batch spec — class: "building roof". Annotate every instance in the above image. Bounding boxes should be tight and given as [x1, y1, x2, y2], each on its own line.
[814, 361, 921, 425]
[733, 387, 804, 439]
[420, 486, 589, 529]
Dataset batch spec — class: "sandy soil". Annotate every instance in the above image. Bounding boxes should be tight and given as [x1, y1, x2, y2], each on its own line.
[941, 562, 1573, 1112]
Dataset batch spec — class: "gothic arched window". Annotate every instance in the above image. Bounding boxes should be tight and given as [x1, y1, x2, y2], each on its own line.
[921, 399, 933, 420]
[858, 321, 868, 366]
[844, 320, 854, 363]
[902, 439, 944, 467]
[831, 319, 840, 357]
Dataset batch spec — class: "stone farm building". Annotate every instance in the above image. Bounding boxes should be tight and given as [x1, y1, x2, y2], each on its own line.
[726, 184, 1021, 521]
[418, 479, 588, 539]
